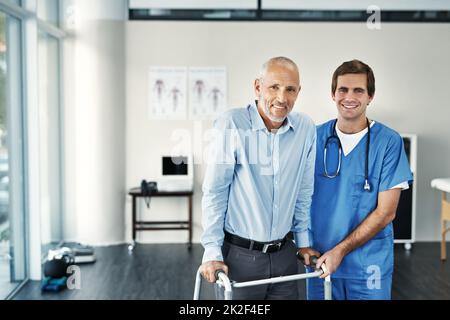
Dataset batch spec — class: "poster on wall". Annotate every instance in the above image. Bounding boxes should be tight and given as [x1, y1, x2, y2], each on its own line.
[189, 67, 227, 120]
[148, 66, 187, 120]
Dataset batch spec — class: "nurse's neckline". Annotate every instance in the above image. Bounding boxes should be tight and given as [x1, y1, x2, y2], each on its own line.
[336, 118, 373, 134]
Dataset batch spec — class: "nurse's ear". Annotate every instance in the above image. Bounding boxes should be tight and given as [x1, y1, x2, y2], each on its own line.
[367, 94, 374, 106]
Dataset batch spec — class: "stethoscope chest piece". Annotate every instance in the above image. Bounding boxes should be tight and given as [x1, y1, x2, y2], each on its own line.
[364, 179, 371, 192]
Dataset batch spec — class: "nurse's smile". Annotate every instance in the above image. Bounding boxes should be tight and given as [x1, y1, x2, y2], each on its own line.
[341, 103, 359, 110]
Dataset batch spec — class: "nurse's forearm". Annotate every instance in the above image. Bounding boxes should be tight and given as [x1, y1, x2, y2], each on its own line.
[336, 210, 393, 256]
[335, 189, 401, 256]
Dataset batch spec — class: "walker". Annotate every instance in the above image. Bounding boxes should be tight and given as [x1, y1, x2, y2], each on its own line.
[193, 255, 332, 300]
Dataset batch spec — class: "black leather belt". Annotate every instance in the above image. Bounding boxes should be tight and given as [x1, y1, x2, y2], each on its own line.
[224, 230, 288, 253]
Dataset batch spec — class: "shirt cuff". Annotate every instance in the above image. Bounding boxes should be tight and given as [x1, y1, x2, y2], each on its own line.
[202, 246, 223, 263]
[294, 231, 311, 248]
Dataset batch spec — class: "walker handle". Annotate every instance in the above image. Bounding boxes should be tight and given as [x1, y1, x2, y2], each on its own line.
[310, 255, 319, 267]
[214, 269, 227, 281]
[297, 252, 320, 269]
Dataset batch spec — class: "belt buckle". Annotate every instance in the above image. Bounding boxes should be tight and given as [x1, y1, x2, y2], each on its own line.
[262, 242, 281, 253]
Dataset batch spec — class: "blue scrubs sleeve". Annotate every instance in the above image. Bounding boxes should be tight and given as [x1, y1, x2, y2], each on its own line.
[379, 134, 413, 192]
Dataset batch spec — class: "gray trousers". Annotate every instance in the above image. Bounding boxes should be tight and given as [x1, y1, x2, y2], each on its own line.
[215, 239, 299, 300]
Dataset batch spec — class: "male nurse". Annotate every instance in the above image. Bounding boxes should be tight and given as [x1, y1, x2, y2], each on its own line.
[306, 59, 413, 300]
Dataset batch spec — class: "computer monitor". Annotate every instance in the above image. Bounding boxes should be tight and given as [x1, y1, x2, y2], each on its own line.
[160, 154, 193, 180]
[162, 156, 188, 176]
[158, 154, 193, 192]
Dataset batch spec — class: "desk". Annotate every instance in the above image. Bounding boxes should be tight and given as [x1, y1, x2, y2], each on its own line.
[128, 187, 193, 250]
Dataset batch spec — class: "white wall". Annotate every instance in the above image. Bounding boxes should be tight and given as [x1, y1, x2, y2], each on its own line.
[61, 0, 126, 245]
[126, 21, 450, 243]
[38, 33, 61, 246]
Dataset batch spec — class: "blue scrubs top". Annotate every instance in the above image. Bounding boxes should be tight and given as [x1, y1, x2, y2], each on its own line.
[310, 120, 413, 279]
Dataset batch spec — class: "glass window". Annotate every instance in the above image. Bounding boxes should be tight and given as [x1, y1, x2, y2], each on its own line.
[129, 0, 450, 21]
[38, 31, 62, 255]
[129, 0, 257, 10]
[3, 0, 21, 6]
[129, 0, 258, 20]
[0, 11, 27, 300]
[37, 0, 59, 26]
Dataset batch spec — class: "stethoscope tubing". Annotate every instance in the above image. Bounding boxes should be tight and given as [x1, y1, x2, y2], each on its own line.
[323, 118, 371, 192]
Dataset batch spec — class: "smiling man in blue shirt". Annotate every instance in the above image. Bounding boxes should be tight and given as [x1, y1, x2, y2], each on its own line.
[305, 60, 413, 300]
[200, 57, 319, 300]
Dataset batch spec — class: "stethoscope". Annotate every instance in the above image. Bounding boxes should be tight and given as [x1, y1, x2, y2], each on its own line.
[323, 118, 371, 192]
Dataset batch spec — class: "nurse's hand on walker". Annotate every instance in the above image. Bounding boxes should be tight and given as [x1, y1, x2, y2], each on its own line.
[297, 247, 321, 267]
[200, 261, 229, 283]
[315, 246, 346, 278]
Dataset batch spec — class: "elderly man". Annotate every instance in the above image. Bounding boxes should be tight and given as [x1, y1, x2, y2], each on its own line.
[200, 57, 319, 300]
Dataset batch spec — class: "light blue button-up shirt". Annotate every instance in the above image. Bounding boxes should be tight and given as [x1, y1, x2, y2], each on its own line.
[201, 103, 316, 263]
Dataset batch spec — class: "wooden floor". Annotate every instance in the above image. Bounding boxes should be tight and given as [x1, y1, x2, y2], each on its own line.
[12, 242, 449, 300]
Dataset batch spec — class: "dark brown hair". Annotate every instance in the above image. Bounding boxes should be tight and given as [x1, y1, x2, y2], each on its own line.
[332, 59, 375, 97]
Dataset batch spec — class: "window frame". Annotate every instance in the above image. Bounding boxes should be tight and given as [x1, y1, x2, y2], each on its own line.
[128, 0, 450, 22]
[0, 0, 66, 299]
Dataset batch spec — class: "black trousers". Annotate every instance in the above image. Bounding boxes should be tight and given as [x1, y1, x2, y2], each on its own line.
[215, 239, 299, 300]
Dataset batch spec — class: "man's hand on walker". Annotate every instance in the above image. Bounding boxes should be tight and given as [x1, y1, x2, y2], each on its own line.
[200, 261, 229, 283]
[297, 247, 321, 268]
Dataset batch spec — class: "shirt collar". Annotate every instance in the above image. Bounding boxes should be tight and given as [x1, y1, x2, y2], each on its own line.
[248, 102, 296, 133]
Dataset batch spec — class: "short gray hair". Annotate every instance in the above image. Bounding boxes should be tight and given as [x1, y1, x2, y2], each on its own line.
[259, 56, 299, 79]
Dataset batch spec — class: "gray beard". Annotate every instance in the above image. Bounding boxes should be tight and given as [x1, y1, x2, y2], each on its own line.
[259, 95, 286, 123]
